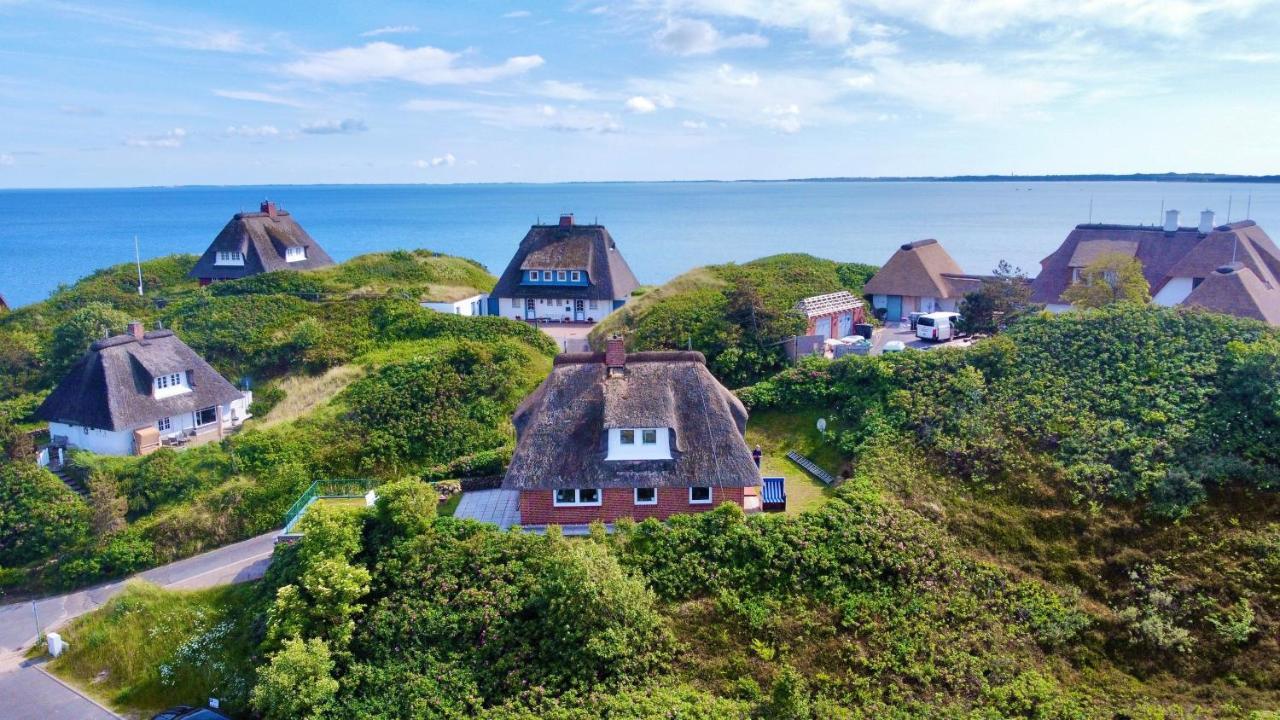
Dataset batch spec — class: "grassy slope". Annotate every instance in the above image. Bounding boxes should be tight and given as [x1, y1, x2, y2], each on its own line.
[744, 409, 840, 515]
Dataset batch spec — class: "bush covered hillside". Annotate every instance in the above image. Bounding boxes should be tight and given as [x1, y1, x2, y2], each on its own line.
[0, 252, 554, 595]
[43, 304, 1280, 719]
[590, 254, 877, 387]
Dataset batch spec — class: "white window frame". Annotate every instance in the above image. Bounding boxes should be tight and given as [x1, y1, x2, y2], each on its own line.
[528, 270, 538, 282]
[634, 487, 658, 506]
[641, 429, 658, 445]
[157, 417, 172, 432]
[557, 270, 567, 281]
[542, 270, 553, 281]
[285, 246, 306, 263]
[553, 488, 603, 507]
[571, 270, 582, 282]
[689, 487, 713, 505]
[194, 406, 218, 427]
[214, 250, 244, 266]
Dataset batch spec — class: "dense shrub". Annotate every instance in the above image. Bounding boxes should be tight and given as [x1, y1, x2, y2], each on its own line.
[0, 461, 90, 566]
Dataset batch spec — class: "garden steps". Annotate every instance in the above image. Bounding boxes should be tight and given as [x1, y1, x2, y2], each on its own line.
[785, 450, 836, 486]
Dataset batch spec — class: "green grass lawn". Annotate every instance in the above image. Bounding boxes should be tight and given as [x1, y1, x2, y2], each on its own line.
[438, 491, 462, 517]
[744, 408, 847, 515]
[47, 582, 258, 717]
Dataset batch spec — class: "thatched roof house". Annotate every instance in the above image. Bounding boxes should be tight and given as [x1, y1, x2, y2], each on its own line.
[1030, 210, 1280, 324]
[36, 323, 249, 457]
[1182, 263, 1280, 324]
[504, 338, 760, 526]
[188, 201, 335, 285]
[488, 214, 639, 322]
[862, 239, 982, 320]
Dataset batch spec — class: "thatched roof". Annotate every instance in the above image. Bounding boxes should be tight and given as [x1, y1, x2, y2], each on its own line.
[0, 293, 8, 313]
[1182, 263, 1280, 325]
[37, 329, 243, 431]
[188, 202, 335, 281]
[795, 290, 864, 317]
[862, 239, 969, 299]
[1029, 220, 1280, 305]
[491, 221, 639, 301]
[503, 351, 759, 490]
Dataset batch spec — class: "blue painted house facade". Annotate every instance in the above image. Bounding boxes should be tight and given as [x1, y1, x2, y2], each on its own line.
[489, 214, 640, 323]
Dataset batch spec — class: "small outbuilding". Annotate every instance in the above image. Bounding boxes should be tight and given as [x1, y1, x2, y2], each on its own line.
[502, 336, 761, 526]
[188, 201, 335, 285]
[794, 290, 866, 339]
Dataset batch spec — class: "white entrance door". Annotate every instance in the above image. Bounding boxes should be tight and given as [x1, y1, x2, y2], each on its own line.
[524, 298, 536, 320]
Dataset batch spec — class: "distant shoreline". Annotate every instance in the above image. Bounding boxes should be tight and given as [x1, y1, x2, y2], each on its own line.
[2, 173, 1279, 192]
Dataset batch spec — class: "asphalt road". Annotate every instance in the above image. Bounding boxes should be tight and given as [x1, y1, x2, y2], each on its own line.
[0, 530, 278, 719]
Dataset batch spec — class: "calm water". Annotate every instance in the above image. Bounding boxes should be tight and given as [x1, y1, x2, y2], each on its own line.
[2, 181, 1277, 307]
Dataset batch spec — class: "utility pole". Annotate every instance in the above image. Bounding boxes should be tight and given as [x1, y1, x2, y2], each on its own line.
[134, 235, 144, 296]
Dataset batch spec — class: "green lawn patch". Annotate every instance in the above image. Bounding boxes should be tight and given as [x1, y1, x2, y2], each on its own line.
[744, 408, 846, 515]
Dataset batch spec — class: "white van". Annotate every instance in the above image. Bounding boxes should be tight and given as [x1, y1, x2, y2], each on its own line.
[916, 312, 960, 342]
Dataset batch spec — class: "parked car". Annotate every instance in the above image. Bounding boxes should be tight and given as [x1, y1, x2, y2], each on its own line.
[882, 340, 907, 353]
[151, 707, 232, 720]
[916, 312, 960, 342]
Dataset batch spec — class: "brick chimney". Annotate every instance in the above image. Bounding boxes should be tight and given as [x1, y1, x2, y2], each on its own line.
[605, 335, 626, 374]
[261, 200, 278, 217]
[127, 321, 144, 340]
[559, 213, 574, 228]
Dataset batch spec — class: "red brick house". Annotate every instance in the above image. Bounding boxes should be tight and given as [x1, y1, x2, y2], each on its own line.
[503, 338, 762, 526]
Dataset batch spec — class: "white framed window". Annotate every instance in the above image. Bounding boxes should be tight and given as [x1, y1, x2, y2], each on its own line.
[285, 246, 306, 263]
[543, 270, 553, 281]
[553, 488, 602, 507]
[571, 270, 581, 282]
[589, 299, 598, 309]
[557, 270, 567, 281]
[157, 417, 171, 432]
[527, 270, 538, 282]
[634, 487, 657, 505]
[620, 429, 635, 445]
[642, 429, 658, 445]
[195, 406, 218, 426]
[689, 487, 712, 504]
[214, 250, 244, 266]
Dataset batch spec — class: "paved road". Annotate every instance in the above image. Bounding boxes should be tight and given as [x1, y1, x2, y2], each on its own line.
[0, 663, 120, 719]
[0, 530, 277, 666]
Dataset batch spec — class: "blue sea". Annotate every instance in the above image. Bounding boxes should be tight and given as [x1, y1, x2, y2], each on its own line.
[2, 181, 1278, 308]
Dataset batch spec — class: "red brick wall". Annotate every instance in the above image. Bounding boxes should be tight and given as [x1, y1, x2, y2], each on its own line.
[519, 486, 756, 525]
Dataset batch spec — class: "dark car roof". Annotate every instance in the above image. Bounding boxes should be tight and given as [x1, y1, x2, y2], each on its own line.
[151, 707, 232, 720]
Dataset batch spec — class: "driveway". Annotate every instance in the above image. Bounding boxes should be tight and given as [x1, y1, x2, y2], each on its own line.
[536, 323, 593, 353]
[870, 323, 975, 355]
[1, 530, 277, 667]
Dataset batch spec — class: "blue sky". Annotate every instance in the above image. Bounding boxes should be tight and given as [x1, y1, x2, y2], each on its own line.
[2, 0, 1279, 187]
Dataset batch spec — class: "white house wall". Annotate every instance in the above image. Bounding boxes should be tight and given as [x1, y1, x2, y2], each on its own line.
[421, 294, 489, 316]
[50, 421, 135, 456]
[1152, 277, 1195, 307]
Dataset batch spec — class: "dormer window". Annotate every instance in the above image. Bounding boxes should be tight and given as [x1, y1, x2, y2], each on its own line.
[542, 270, 553, 281]
[607, 427, 672, 460]
[527, 270, 538, 282]
[571, 270, 582, 282]
[557, 270, 567, 281]
[215, 251, 244, 266]
[285, 246, 306, 263]
[154, 371, 190, 399]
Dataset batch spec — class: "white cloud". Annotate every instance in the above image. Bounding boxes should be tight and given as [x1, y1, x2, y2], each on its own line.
[361, 25, 418, 37]
[405, 97, 622, 134]
[166, 30, 261, 53]
[124, 128, 186, 148]
[213, 89, 308, 108]
[1220, 51, 1280, 63]
[415, 153, 457, 168]
[539, 80, 601, 100]
[223, 125, 280, 138]
[716, 64, 759, 87]
[867, 58, 1071, 120]
[549, 111, 621, 133]
[846, 39, 898, 59]
[0, 153, 14, 166]
[762, 103, 802, 133]
[300, 118, 368, 134]
[284, 42, 545, 85]
[681, 119, 709, 130]
[654, 17, 768, 55]
[844, 73, 874, 89]
[625, 95, 657, 113]
[503, 10, 532, 18]
[652, 0, 856, 44]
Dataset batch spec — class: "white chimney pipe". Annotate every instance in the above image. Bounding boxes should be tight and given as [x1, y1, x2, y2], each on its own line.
[1164, 209, 1180, 233]
[1199, 209, 1215, 234]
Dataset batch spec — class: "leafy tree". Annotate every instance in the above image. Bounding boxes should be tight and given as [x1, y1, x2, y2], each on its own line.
[45, 302, 130, 380]
[1061, 252, 1150, 308]
[958, 260, 1035, 334]
[370, 478, 438, 544]
[252, 637, 340, 720]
